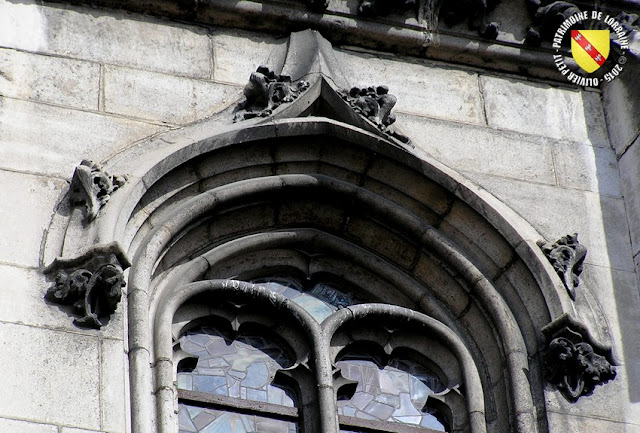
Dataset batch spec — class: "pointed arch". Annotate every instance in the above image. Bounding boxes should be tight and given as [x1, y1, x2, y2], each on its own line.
[42, 29, 617, 433]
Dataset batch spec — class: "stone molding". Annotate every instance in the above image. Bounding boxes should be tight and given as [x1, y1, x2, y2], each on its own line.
[69, 159, 127, 223]
[44, 242, 131, 329]
[537, 233, 586, 300]
[542, 314, 616, 402]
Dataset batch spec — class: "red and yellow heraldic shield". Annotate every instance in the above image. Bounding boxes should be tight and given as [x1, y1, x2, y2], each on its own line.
[571, 30, 610, 73]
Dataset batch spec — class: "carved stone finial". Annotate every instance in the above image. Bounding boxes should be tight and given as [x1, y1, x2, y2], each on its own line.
[339, 85, 410, 144]
[234, 66, 310, 121]
[543, 315, 616, 402]
[357, 0, 417, 17]
[69, 160, 127, 223]
[537, 233, 586, 300]
[44, 243, 131, 329]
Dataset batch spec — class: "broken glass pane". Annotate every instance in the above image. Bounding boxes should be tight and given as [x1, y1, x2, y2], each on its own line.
[178, 404, 297, 433]
[177, 328, 296, 408]
[251, 278, 358, 322]
[336, 356, 448, 431]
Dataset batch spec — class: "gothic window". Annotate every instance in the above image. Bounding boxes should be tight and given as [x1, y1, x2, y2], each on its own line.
[171, 278, 456, 433]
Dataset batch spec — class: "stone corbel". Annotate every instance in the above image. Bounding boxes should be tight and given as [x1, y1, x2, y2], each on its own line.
[538, 233, 586, 300]
[543, 314, 616, 402]
[69, 159, 127, 223]
[44, 242, 131, 329]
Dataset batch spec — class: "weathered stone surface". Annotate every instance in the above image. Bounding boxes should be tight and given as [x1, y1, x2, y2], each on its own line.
[397, 113, 557, 184]
[0, 265, 72, 328]
[335, 49, 484, 125]
[0, 97, 162, 178]
[0, 0, 211, 78]
[0, 170, 66, 267]
[602, 56, 640, 155]
[618, 136, 640, 256]
[101, 339, 127, 433]
[546, 410, 640, 432]
[552, 141, 622, 197]
[582, 265, 640, 371]
[461, 173, 635, 272]
[0, 323, 100, 429]
[0, 48, 99, 110]
[60, 428, 107, 433]
[104, 65, 240, 124]
[545, 364, 640, 427]
[480, 76, 610, 147]
[0, 418, 57, 433]
[211, 29, 281, 86]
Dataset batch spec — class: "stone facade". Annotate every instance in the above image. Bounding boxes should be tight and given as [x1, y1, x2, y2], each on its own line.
[1, 0, 639, 432]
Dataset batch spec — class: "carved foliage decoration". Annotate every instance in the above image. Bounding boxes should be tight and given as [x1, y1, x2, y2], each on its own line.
[44, 243, 131, 329]
[339, 85, 410, 144]
[234, 66, 310, 121]
[69, 159, 127, 223]
[538, 233, 586, 300]
[543, 315, 616, 402]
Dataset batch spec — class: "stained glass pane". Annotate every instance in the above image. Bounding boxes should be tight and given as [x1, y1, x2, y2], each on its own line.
[178, 328, 296, 407]
[336, 356, 448, 432]
[178, 404, 297, 433]
[252, 278, 357, 322]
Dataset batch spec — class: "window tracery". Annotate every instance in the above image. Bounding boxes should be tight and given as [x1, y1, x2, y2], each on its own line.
[171, 279, 459, 433]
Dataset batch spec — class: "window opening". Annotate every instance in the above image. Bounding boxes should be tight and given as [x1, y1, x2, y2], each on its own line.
[173, 279, 459, 433]
[251, 277, 360, 322]
[336, 352, 449, 432]
[176, 326, 298, 433]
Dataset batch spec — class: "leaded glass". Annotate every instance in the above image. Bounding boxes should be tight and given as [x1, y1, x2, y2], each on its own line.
[336, 355, 448, 431]
[252, 278, 357, 322]
[177, 328, 296, 407]
[178, 404, 297, 433]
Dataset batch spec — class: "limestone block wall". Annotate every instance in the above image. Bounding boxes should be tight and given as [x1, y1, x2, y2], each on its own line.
[0, 0, 639, 432]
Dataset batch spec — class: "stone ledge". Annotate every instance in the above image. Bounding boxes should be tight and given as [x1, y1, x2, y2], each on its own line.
[39, 0, 569, 82]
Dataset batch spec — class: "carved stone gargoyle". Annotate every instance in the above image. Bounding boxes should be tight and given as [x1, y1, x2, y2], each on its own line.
[338, 85, 410, 144]
[538, 233, 586, 300]
[69, 160, 127, 223]
[542, 314, 616, 402]
[44, 243, 131, 329]
[234, 66, 310, 121]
